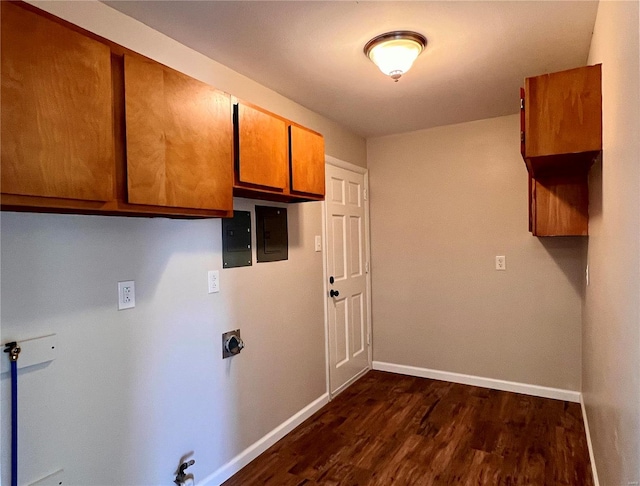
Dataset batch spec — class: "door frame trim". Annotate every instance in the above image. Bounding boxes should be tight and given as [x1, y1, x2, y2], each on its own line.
[322, 155, 373, 399]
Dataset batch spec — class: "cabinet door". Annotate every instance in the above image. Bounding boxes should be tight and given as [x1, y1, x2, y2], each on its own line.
[532, 174, 588, 236]
[289, 125, 325, 196]
[236, 103, 288, 190]
[525, 65, 601, 158]
[520, 87, 526, 158]
[1, 2, 114, 201]
[124, 54, 233, 211]
[528, 173, 533, 233]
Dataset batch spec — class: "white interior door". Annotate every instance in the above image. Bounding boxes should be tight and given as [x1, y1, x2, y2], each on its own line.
[324, 162, 370, 396]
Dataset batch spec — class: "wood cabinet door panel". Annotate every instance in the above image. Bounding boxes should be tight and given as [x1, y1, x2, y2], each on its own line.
[289, 125, 325, 196]
[237, 104, 287, 190]
[520, 87, 526, 157]
[124, 54, 233, 211]
[525, 65, 601, 158]
[528, 173, 533, 233]
[1, 2, 115, 201]
[533, 175, 588, 236]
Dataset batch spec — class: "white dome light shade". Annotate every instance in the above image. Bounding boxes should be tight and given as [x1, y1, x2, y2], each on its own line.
[364, 31, 427, 81]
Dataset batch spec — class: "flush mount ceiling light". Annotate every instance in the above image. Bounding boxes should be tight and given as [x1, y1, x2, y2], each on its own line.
[364, 31, 427, 82]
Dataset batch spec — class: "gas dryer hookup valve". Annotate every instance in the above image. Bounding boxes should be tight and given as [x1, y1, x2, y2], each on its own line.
[222, 330, 244, 359]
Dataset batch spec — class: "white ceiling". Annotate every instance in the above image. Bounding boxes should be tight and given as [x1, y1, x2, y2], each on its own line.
[103, 1, 598, 138]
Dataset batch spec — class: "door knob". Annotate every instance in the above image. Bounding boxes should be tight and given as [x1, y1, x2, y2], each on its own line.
[330, 289, 340, 297]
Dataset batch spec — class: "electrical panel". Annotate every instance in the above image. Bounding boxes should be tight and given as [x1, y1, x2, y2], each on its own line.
[222, 211, 252, 268]
[256, 205, 288, 263]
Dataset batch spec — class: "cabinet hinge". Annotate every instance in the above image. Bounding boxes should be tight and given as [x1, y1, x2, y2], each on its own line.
[363, 188, 368, 201]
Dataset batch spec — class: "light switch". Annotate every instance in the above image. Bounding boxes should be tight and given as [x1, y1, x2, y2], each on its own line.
[208, 270, 220, 293]
[315, 235, 322, 252]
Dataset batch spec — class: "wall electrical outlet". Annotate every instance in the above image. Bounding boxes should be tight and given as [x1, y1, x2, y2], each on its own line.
[208, 270, 220, 293]
[495, 256, 506, 271]
[315, 235, 322, 252]
[118, 281, 135, 310]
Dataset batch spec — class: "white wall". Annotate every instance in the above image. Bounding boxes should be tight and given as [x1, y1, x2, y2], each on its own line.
[367, 115, 585, 390]
[0, 201, 328, 485]
[0, 2, 366, 485]
[584, 1, 640, 484]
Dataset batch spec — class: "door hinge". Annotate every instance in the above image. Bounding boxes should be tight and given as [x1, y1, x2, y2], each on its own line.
[367, 333, 371, 345]
[520, 98, 524, 110]
[363, 189, 368, 201]
[365, 261, 369, 273]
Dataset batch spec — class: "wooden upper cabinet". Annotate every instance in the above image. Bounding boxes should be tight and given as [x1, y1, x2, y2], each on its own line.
[520, 64, 601, 237]
[1, 1, 115, 201]
[523, 65, 602, 172]
[289, 125, 325, 196]
[2, 2, 320, 216]
[233, 102, 325, 202]
[124, 54, 233, 211]
[235, 103, 288, 190]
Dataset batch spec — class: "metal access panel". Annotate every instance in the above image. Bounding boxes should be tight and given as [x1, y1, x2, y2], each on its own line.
[256, 205, 288, 262]
[222, 211, 252, 268]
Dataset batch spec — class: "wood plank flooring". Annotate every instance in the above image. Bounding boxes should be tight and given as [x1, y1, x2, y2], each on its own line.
[223, 371, 593, 485]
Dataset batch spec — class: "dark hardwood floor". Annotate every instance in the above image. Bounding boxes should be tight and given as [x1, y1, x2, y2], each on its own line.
[223, 371, 593, 485]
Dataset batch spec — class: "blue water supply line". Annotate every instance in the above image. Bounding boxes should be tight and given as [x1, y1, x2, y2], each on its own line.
[4, 342, 21, 486]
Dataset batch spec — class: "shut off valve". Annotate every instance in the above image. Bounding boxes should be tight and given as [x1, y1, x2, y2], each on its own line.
[174, 459, 195, 485]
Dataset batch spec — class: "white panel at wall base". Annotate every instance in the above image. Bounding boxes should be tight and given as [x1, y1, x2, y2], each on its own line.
[367, 115, 585, 391]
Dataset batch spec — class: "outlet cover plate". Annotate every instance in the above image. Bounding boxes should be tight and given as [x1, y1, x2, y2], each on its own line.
[118, 281, 135, 310]
[208, 270, 220, 293]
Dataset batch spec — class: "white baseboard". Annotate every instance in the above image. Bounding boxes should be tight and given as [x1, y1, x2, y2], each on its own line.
[372, 361, 581, 403]
[198, 393, 329, 486]
[579, 395, 600, 486]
